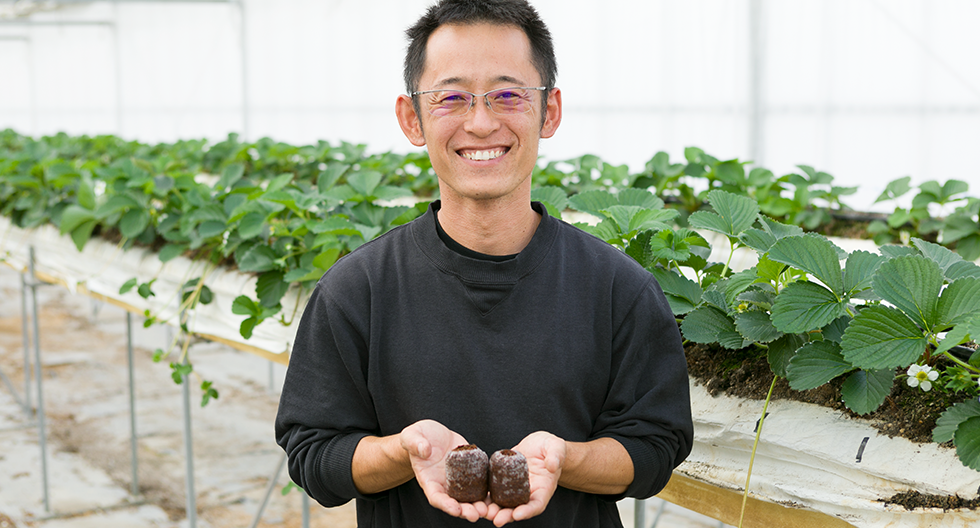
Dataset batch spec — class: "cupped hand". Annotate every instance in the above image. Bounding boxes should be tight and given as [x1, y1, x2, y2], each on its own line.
[486, 431, 566, 527]
[399, 419, 489, 522]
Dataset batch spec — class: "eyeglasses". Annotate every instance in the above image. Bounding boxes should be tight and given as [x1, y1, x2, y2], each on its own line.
[411, 86, 547, 117]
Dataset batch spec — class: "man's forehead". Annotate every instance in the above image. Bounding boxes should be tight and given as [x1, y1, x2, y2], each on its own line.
[420, 23, 537, 88]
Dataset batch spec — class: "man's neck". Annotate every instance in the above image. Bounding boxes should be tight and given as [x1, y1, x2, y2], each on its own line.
[435, 196, 542, 256]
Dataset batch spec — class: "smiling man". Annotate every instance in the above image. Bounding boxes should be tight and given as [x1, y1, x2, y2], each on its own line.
[274, 1, 693, 526]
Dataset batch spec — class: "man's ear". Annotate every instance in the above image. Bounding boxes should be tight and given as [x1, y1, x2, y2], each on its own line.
[396, 94, 427, 147]
[540, 87, 562, 139]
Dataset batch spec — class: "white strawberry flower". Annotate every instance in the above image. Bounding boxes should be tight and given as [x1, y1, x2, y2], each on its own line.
[906, 364, 939, 392]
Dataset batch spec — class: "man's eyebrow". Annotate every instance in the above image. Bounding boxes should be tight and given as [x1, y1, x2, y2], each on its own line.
[431, 75, 529, 89]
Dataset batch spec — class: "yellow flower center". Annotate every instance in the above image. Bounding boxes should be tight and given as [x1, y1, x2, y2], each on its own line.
[915, 371, 930, 381]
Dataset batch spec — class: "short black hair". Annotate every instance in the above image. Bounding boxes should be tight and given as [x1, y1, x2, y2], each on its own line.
[404, 0, 557, 112]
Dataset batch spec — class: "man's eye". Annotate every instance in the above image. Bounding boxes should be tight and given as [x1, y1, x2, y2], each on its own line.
[437, 92, 468, 104]
[493, 90, 522, 101]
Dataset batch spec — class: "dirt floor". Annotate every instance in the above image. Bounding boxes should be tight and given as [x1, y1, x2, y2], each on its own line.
[0, 266, 728, 528]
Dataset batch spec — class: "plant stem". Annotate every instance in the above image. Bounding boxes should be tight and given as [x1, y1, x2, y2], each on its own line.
[738, 374, 778, 528]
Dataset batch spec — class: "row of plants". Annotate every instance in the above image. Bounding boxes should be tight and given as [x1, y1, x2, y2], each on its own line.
[2, 129, 980, 477]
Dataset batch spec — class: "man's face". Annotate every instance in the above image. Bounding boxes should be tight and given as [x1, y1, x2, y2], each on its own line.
[396, 23, 561, 206]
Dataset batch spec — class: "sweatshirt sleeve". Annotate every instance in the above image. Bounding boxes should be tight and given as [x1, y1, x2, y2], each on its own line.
[593, 275, 694, 500]
[274, 281, 378, 507]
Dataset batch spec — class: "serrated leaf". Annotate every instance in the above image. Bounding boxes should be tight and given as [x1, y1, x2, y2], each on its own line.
[688, 190, 759, 238]
[737, 289, 776, 310]
[821, 315, 851, 344]
[237, 212, 267, 239]
[701, 290, 728, 312]
[768, 333, 807, 378]
[231, 295, 259, 316]
[786, 341, 854, 390]
[843, 250, 885, 294]
[770, 281, 846, 333]
[875, 176, 912, 203]
[715, 268, 759, 308]
[217, 163, 245, 190]
[626, 230, 657, 267]
[912, 237, 963, 275]
[70, 219, 98, 251]
[955, 417, 980, 471]
[872, 255, 943, 330]
[840, 305, 927, 369]
[738, 228, 777, 253]
[650, 269, 702, 315]
[935, 400, 980, 443]
[735, 310, 783, 344]
[158, 243, 188, 262]
[236, 245, 279, 273]
[681, 306, 748, 349]
[879, 245, 919, 259]
[256, 271, 288, 308]
[840, 369, 893, 415]
[767, 234, 844, 295]
[647, 229, 690, 263]
[568, 189, 618, 218]
[754, 253, 787, 285]
[946, 260, 980, 281]
[59, 204, 97, 235]
[531, 186, 569, 212]
[313, 248, 341, 271]
[936, 313, 980, 355]
[616, 188, 664, 209]
[938, 277, 980, 327]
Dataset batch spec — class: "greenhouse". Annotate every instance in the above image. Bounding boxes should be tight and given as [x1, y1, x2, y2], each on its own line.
[2, 1, 980, 527]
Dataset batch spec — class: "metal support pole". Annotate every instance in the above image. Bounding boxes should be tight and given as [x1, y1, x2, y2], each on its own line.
[181, 352, 197, 528]
[649, 499, 667, 528]
[247, 452, 286, 528]
[29, 247, 51, 514]
[237, 0, 250, 141]
[302, 491, 310, 528]
[268, 361, 274, 393]
[747, 0, 764, 166]
[634, 499, 645, 528]
[126, 311, 139, 497]
[21, 272, 33, 417]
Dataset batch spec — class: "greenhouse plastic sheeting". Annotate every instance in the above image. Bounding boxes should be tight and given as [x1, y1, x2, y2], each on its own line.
[680, 379, 980, 527]
[0, 216, 299, 358]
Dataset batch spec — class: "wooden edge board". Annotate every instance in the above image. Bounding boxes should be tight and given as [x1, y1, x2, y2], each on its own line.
[657, 472, 856, 528]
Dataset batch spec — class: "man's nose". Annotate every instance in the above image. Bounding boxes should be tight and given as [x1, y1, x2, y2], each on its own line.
[464, 96, 500, 135]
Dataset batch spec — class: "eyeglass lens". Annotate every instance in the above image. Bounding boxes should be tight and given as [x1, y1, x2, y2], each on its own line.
[425, 88, 536, 116]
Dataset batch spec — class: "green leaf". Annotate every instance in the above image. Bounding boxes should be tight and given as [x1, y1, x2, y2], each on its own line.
[840, 369, 893, 415]
[158, 243, 188, 262]
[767, 234, 844, 295]
[236, 245, 279, 273]
[681, 306, 748, 349]
[955, 417, 980, 472]
[770, 281, 846, 333]
[256, 271, 289, 308]
[231, 295, 260, 317]
[938, 277, 980, 327]
[530, 185, 569, 212]
[912, 237, 963, 275]
[821, 315, 851, 344]
[95, 194, 141, 218]
[237, 212, 267, 239]
[875, 176, 912, 203]
[59, 204, 97, 235]
[842, 250, 884, 294]
[786, 341, 854, 391]
[217, 163, 245, 190]
[69, 220, 98, 252]
[768, 333, 806, 378]
[306, 216, 361, 236]
[879, 245, 919, 259]
[688, 190, 759, 238]
[312, 248, 341, 271]
[119, 278, 138, 295]
[935, 313, 980, 355]
[119, 208, 151, 239]
[650, 268, 702, 315]
[348, 170, 383, 197]
[239, 317, 259, 339]
[946, 260, 980, 281]
[871, 255, 943, 330]
[935, 400, 980, 443]
[734, 310, 783, 344]
[840, 305, 927, 370]
[616, 188, 664, 209]
[601, 205, 677, 234]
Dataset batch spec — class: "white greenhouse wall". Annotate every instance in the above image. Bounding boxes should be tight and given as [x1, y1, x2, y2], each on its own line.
[1, 0, 979, 212]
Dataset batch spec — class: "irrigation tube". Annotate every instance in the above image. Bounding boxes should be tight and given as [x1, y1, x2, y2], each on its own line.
[29, 246, 51, 513]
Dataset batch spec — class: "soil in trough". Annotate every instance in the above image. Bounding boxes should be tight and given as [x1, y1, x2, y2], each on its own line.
[684, 342, 978, 511]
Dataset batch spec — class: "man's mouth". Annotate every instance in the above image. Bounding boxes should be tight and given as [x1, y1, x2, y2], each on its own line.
[460, 148, 507, 161]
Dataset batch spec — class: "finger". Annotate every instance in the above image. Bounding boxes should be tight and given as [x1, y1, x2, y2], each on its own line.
[492, 508, 515, 527]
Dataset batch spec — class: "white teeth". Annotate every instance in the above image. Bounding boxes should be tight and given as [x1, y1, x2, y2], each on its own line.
[462, 149, 503, 161]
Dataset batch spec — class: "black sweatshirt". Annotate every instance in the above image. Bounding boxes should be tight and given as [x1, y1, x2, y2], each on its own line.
[275, 201, 693, 527]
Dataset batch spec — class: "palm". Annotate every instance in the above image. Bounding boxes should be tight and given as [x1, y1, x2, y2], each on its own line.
[400, 420, 488, 521]
[487, 431, 565, 526]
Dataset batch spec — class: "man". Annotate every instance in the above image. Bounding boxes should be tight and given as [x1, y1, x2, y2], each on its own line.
[274, 1, 693, 526]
